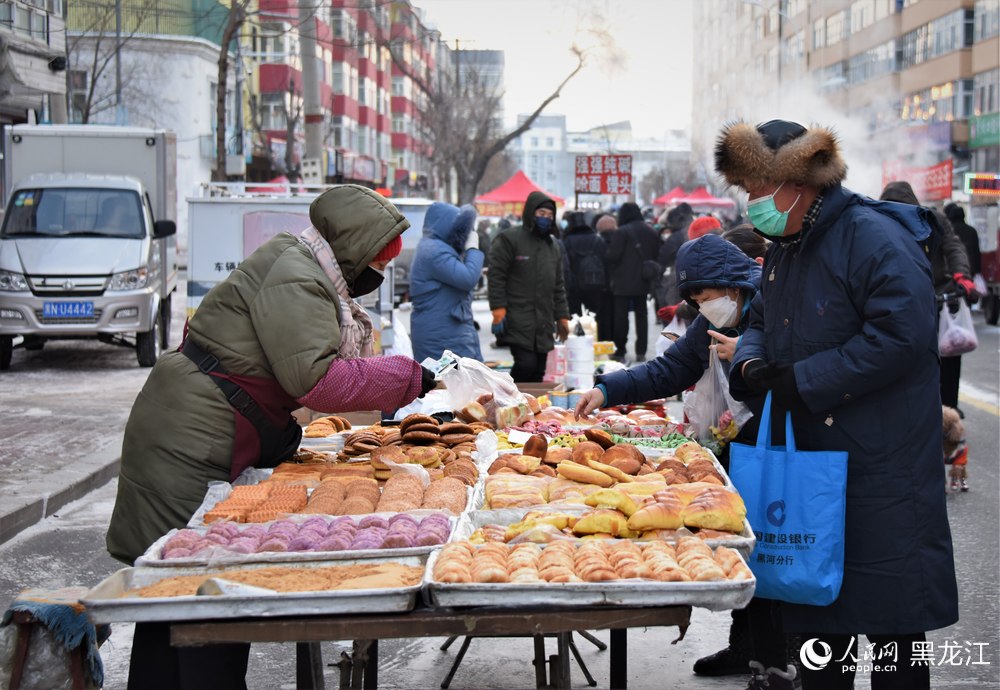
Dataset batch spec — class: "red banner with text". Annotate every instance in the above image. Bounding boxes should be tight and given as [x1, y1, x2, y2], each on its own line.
[575, 155, 633, 195]
[881, 159, 953, 202]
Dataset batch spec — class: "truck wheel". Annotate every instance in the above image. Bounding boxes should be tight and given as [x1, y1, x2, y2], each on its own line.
[136, 319, 161, 367]
[0, 336, 11, 370]
[159, 295, 172, 350]
[985, 294, 1000, 326]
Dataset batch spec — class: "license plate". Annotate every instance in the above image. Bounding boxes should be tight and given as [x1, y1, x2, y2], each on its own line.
[43, 301, 94, 318]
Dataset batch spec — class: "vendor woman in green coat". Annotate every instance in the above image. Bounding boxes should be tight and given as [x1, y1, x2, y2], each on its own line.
[109, 185, 435, 690]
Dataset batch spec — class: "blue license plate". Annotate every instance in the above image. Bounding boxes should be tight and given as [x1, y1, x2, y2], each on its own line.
[43, 301, 94, 318]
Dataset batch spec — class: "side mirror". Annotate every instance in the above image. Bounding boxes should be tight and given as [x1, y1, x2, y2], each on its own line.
[153, 220, 177, 238]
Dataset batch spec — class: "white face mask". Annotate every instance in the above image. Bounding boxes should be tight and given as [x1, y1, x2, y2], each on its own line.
[698, 294, 740, 328]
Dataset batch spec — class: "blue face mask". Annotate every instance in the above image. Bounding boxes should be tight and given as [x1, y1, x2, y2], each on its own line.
[534, 216, 554, 233]
[747, 182, 801, 237]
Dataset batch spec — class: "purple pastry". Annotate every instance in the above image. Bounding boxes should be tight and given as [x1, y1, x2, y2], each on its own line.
[163, 530, 200, 551]
[301, 516, 329, 531]
[267, 521, 298, 536]
[162, 547, 193, 559]
[241, 525, 267, 540]
[328, 523, 357, 538]
[358, 515, 388, 530]
[415, 531, 447, 547]
[257, 537, 289, 552]
[389, 513, 419, 526]
[227, 539, 257, 554]
[317, 535, 353, 551]
[381, 533, 416, 549]
[207, 522, 241, 539]
[296, 525, 329, 540]
[289, 535, 321, 551]
[203, 532, 230, 546]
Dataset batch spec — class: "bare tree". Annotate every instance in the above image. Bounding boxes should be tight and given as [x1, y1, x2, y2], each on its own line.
[382, 35, 588, 204]
[65, 0, 159, 123]
[639, 166, 666, 206]
[213, 0, 251, 182]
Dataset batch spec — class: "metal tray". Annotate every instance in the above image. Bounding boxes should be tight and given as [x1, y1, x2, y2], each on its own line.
[453, 508, 755, 559]
[422, 549, 754, 612]
[137, 514, 457, 567]
[82, 556, 426, 624]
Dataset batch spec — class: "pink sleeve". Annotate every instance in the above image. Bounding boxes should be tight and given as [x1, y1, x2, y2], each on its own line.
[296, 355, 424, 413]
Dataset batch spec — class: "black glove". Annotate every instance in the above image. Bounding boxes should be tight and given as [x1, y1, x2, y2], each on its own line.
[741, 359, 769, 394]
[418, 366, 437, 398]
[764, 363, 804, 410]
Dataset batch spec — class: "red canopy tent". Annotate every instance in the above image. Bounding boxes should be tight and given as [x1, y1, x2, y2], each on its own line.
[653, 186, 687, 206]
[475, 171, 564, 217]
[673, 187, 736, 209]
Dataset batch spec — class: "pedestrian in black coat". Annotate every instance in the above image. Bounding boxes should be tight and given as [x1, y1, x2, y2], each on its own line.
[594, 214, 618, 342]
[562, 212, 607, 318]
[944, 203, 982, 275]
[606, 202, 660, 362]
[656, 204, 694, 305]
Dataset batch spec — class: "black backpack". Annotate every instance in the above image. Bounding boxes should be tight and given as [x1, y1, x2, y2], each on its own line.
[569, 235, 605, 291]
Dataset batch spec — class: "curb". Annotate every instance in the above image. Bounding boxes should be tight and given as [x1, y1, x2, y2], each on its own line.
[0, 457, 120, 547]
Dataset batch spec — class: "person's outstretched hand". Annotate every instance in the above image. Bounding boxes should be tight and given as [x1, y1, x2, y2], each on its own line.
[418, 366, 437, 398]
[575, 387, 605, 419]
[556, 319, 570, 342]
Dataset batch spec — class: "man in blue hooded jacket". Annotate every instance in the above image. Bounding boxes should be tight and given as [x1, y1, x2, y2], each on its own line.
[409, 202, 483, 362]
[717, 119, 958, 690]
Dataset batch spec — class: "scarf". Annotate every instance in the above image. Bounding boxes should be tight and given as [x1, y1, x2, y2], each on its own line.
[297, 226, 374, 359]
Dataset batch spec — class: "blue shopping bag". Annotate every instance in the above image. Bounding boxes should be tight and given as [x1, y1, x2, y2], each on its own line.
[729, 393, 848, 605]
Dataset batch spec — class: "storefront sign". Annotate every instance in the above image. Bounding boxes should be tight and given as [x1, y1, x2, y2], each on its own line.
[574, 155, 633, 195]
[882, 159, 953, 201]
[964, 172, 1000, 197]
[969, 113, 1000, 149]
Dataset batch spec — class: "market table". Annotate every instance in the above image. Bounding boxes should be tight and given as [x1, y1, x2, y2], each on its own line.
[169, 603, 692, 690]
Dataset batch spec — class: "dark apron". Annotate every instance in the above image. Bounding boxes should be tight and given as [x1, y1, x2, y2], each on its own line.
[180, 337, 302, 480]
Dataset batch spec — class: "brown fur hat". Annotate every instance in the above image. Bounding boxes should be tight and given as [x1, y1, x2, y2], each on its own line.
[941, 405, 965, 459]
[715, 120, 848, 190]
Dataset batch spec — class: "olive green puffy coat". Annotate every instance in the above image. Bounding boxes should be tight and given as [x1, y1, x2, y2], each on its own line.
[487, 192, 569, 353]
[106, 186, 409, 564]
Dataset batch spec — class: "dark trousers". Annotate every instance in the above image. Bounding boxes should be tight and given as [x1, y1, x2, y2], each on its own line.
[597, 291, 615, 342]
[612, 294, 648, 358]
[940, 355, 961, 409]
[747, 597, 787, 669]
[128, 621, 250, 690]
[509, 344, 548, 383]
[568, 289, 602, 321]
[797, 632, 929, 690]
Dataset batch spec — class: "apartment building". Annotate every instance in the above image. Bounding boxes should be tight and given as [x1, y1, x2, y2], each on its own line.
[692, 0, 999, 199]
[0, 0, 67, 124]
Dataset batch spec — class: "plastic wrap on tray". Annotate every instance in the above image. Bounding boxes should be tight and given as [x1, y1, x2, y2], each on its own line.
[452, 507, 755, 558]
[421, 542, 754, 611]
[82, 557, 426, 624]
[138, 513, 456, 567]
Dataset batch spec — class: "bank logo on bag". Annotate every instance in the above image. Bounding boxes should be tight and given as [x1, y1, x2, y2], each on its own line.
[800, 639, 833, 671]
[766, 499, 786, 527]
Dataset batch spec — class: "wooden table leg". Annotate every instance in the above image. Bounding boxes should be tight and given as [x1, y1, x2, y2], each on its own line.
[9, 613, 34, 690]
[296, 641, 325, 690]
[363, 639, 378, 690]
[553, 633, 572, 690]
[609, 629, 627, 690]
[532, 635, 548, 689]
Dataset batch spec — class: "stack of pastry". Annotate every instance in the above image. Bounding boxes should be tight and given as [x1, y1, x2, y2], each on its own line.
[303, 415, 352, 437]
[299, 481, 345, 515]
[244, 485, 308, 522]
[319, 463, 376, 481]
[421, 476, 467, 514]
[443, 457, 478, 487]
[267, 463, 325, 486]
[369, 446, 409, 480]
[484, 474, 549, 508]
[400, 414, 442, 445]
[292, 448, 330, 463]
[335, 478, 381, 515]
[339, 429, 390, 458]
[675, 536, 730, 580]
[375, 474, 425, 512]
[438, 421, 477, 448]
[203, 485, 272, 523]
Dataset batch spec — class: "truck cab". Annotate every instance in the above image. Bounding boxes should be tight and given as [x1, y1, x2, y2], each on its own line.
[0, 124, 178, 370]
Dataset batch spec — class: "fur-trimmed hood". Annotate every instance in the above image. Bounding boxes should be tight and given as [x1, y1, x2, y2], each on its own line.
[715, 120, 848, 190]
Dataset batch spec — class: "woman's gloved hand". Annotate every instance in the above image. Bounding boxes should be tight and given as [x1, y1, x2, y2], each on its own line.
[418, 366, 437, 398]
[575, 387, 606, 420]
[763, 363, 804, 409]
[465, 231, 480, 252]
[953, 273, 980, 304]
[741, 359, 769, 393]
[491, 308, 507, 338]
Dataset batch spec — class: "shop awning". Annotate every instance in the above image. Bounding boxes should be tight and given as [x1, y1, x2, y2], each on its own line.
[653, 186, 687, 205]
[475, 171, 564, 217]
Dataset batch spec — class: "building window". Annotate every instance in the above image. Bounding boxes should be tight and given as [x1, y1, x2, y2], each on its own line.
[768, 7, 780, 33]
[827, 12, 844, 45]
[901, 10, 974, 68]
[974, 0, 1000, 41]
[851, 0, 875, 33]
[974, 67, 999, 115]
[814, 18, 826, 49]
[874, 0, 895, 21]
[530, 137, 538, 147]
[768, 46, 779, 73]
[901, 79, 974, 122]
[259, 93, 287, 131]
[545, 137, 554, 147]
[755, 17, 765, 40]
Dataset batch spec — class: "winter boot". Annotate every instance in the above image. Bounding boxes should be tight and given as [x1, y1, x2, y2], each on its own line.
[693, 612, 752, 676]
[960, 476, 969, 492]
[745, 660, 798, 690]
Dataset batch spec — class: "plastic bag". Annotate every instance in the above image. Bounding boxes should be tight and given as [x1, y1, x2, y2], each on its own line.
[655, 315, 688, 356]
[938, 300, 978, 357]
[440, 351, 531, 427]
[683, 348, 753, 446]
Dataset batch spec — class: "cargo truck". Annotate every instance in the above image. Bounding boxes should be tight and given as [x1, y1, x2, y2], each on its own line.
[0, 125, 178, 369]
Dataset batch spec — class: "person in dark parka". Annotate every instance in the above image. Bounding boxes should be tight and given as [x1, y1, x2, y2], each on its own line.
[606, 202, 660, 362]
[944, 202, 982, 276]
[718, 119, 959, 690]
[562, 211, 607, 318]
[488, 191, 570, 381]
[409, 202, 484, 362]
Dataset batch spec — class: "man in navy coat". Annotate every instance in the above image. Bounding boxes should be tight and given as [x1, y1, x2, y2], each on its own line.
[717, 119, 958, 690]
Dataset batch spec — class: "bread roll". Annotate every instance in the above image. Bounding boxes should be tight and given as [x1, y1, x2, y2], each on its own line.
[571, 441, 605, 465]
[584, 488, 639, 517]
[522, 434, 549, 461]
[627, 498, 684, 531]
[585, 458, 634, 483]
[556, 461, 615, 488]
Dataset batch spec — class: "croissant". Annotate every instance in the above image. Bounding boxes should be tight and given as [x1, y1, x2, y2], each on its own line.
[627, 500, 684, 531]
[681, 488, 747, 533]
[584, 488, 639, 517]
[572, 509, 630, 537]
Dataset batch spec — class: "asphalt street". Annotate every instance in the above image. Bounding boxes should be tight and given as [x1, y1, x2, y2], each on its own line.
[0, 281, 997, 689]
